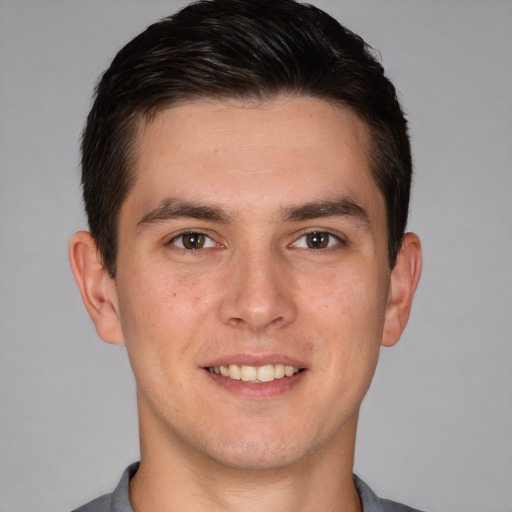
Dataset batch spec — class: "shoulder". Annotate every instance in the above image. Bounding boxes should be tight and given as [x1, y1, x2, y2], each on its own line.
[354, 475, 425, 512]
[379, 498, 425, 512]
[71, 462, 139, 512]
[71, 492, 116, 512]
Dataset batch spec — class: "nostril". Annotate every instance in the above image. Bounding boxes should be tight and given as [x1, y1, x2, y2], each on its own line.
[217, 266, 298, 331]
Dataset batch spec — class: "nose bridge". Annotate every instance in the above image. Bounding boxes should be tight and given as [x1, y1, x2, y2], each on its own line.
[218, 242, 296, 332]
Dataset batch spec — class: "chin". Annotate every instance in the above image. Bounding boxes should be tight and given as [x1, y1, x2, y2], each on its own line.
[210, 439, 301, 472]
[197, 422, 320, 473]
[198, 410, 359, 474]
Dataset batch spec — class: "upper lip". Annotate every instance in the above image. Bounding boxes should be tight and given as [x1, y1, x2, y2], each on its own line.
[203, 353, 307, 369]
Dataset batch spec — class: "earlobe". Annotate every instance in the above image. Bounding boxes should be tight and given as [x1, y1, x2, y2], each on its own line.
[381, 232, 422, 348]
[69, 231, 125, 345]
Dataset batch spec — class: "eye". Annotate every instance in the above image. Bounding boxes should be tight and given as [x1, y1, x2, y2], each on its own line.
[291, 231, 343, 250]
[169, 232, 219, 250]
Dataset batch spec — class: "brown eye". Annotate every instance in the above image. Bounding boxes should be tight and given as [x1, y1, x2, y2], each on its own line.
[172, 232, 211, 249]
[182, 233, 205, 249]
[305, 231, 330, 249]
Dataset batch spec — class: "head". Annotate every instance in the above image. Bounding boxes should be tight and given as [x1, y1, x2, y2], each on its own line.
[81, 0, 412, 278]
[71, 0, 421, 477]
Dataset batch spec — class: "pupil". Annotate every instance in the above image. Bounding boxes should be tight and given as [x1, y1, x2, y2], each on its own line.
[183, 233, 204, 249]
[307, 231, 328, 249]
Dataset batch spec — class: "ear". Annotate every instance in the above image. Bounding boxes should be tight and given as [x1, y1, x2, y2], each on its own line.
[381, 232, 422, 348]
[69, 231, 124, 345]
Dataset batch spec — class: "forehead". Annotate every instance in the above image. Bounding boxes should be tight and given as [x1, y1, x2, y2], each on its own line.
[125, 96, 383, 222]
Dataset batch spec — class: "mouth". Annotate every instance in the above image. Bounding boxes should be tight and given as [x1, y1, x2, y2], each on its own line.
[207, 364, 304, 383]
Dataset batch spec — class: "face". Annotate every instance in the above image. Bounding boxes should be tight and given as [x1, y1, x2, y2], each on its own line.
[112, 97, 393, 471]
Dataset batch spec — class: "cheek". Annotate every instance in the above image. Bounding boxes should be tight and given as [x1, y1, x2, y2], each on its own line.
[115, 270, 215, 407]
[115, 269, 217, 379]
[119, 267, 212, 327]
[297, 264, 389, 380]
[301, 267, 388, 333]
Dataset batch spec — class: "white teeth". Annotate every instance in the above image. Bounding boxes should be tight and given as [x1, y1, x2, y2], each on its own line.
[228, 364, 241, 380]
[257, 365, 275, 383]
[285, 365, 297, 377]
[274, 364, 285, 379]
[209, 363, 301, 383]
[240, 365, 257, 382]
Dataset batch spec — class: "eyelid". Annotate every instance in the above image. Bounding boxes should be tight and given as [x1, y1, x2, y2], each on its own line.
[289, 229, 348, 249]
[166, 229, 223, 249]
[164, 228, 347, 251]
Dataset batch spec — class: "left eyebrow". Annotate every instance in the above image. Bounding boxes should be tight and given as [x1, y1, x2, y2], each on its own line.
[281, 197, 370, 226]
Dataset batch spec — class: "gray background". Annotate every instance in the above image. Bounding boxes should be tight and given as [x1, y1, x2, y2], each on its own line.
[1, 1, 511, 511]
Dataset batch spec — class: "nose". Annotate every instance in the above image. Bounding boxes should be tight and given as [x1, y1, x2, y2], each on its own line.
[218, 247, 297, 333]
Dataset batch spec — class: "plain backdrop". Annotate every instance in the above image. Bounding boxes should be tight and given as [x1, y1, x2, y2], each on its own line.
[1, 1, 511, 511]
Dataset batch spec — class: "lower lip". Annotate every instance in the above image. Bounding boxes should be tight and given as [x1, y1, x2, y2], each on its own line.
[204, 369, 306, 399]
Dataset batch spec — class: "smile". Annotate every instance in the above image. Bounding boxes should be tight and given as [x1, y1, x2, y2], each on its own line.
[208, 364, 301, 383]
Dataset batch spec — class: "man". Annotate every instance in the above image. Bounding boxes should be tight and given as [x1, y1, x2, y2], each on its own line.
[69, 0, 422, 510]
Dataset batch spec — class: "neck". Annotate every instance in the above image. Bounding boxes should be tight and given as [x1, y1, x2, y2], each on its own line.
[130, 402, 362, 512]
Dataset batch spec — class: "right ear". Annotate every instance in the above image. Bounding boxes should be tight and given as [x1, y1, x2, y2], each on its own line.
[69, 231, 124, 345]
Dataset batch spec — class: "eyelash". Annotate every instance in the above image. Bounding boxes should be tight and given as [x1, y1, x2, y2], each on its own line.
[165, 229, 347, 253]
[167, 230, 221, 251]
[290, 230, 347, 251]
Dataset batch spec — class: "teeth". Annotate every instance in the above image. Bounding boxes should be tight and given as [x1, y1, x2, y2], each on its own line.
[209, 363, 300, 383]
[285, 365, 296, 377]
[257, 365, 275, 383]
[240, 365, 257, 382]
[228, 364, 241, 380]
[274, 364, 285, 379]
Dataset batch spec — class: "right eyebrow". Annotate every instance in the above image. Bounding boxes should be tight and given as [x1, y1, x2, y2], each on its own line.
[136, 198, 233, 233]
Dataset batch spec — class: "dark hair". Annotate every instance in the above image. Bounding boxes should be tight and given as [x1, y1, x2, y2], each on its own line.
[81, 0, 412, 277]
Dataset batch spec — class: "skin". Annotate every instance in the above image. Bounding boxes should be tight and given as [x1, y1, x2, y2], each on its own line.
[70, 96, 421, 512]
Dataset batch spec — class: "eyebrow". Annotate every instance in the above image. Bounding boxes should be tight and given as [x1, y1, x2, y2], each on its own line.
[281, 197, 370, 225]
[136, 196, 370, 232]
[137, 198, 233, 231]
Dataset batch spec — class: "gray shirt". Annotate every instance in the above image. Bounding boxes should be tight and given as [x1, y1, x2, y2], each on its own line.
[72, 462, 424, 512]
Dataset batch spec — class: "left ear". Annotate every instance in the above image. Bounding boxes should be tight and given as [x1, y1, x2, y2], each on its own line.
[381, 232, 422, 347]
